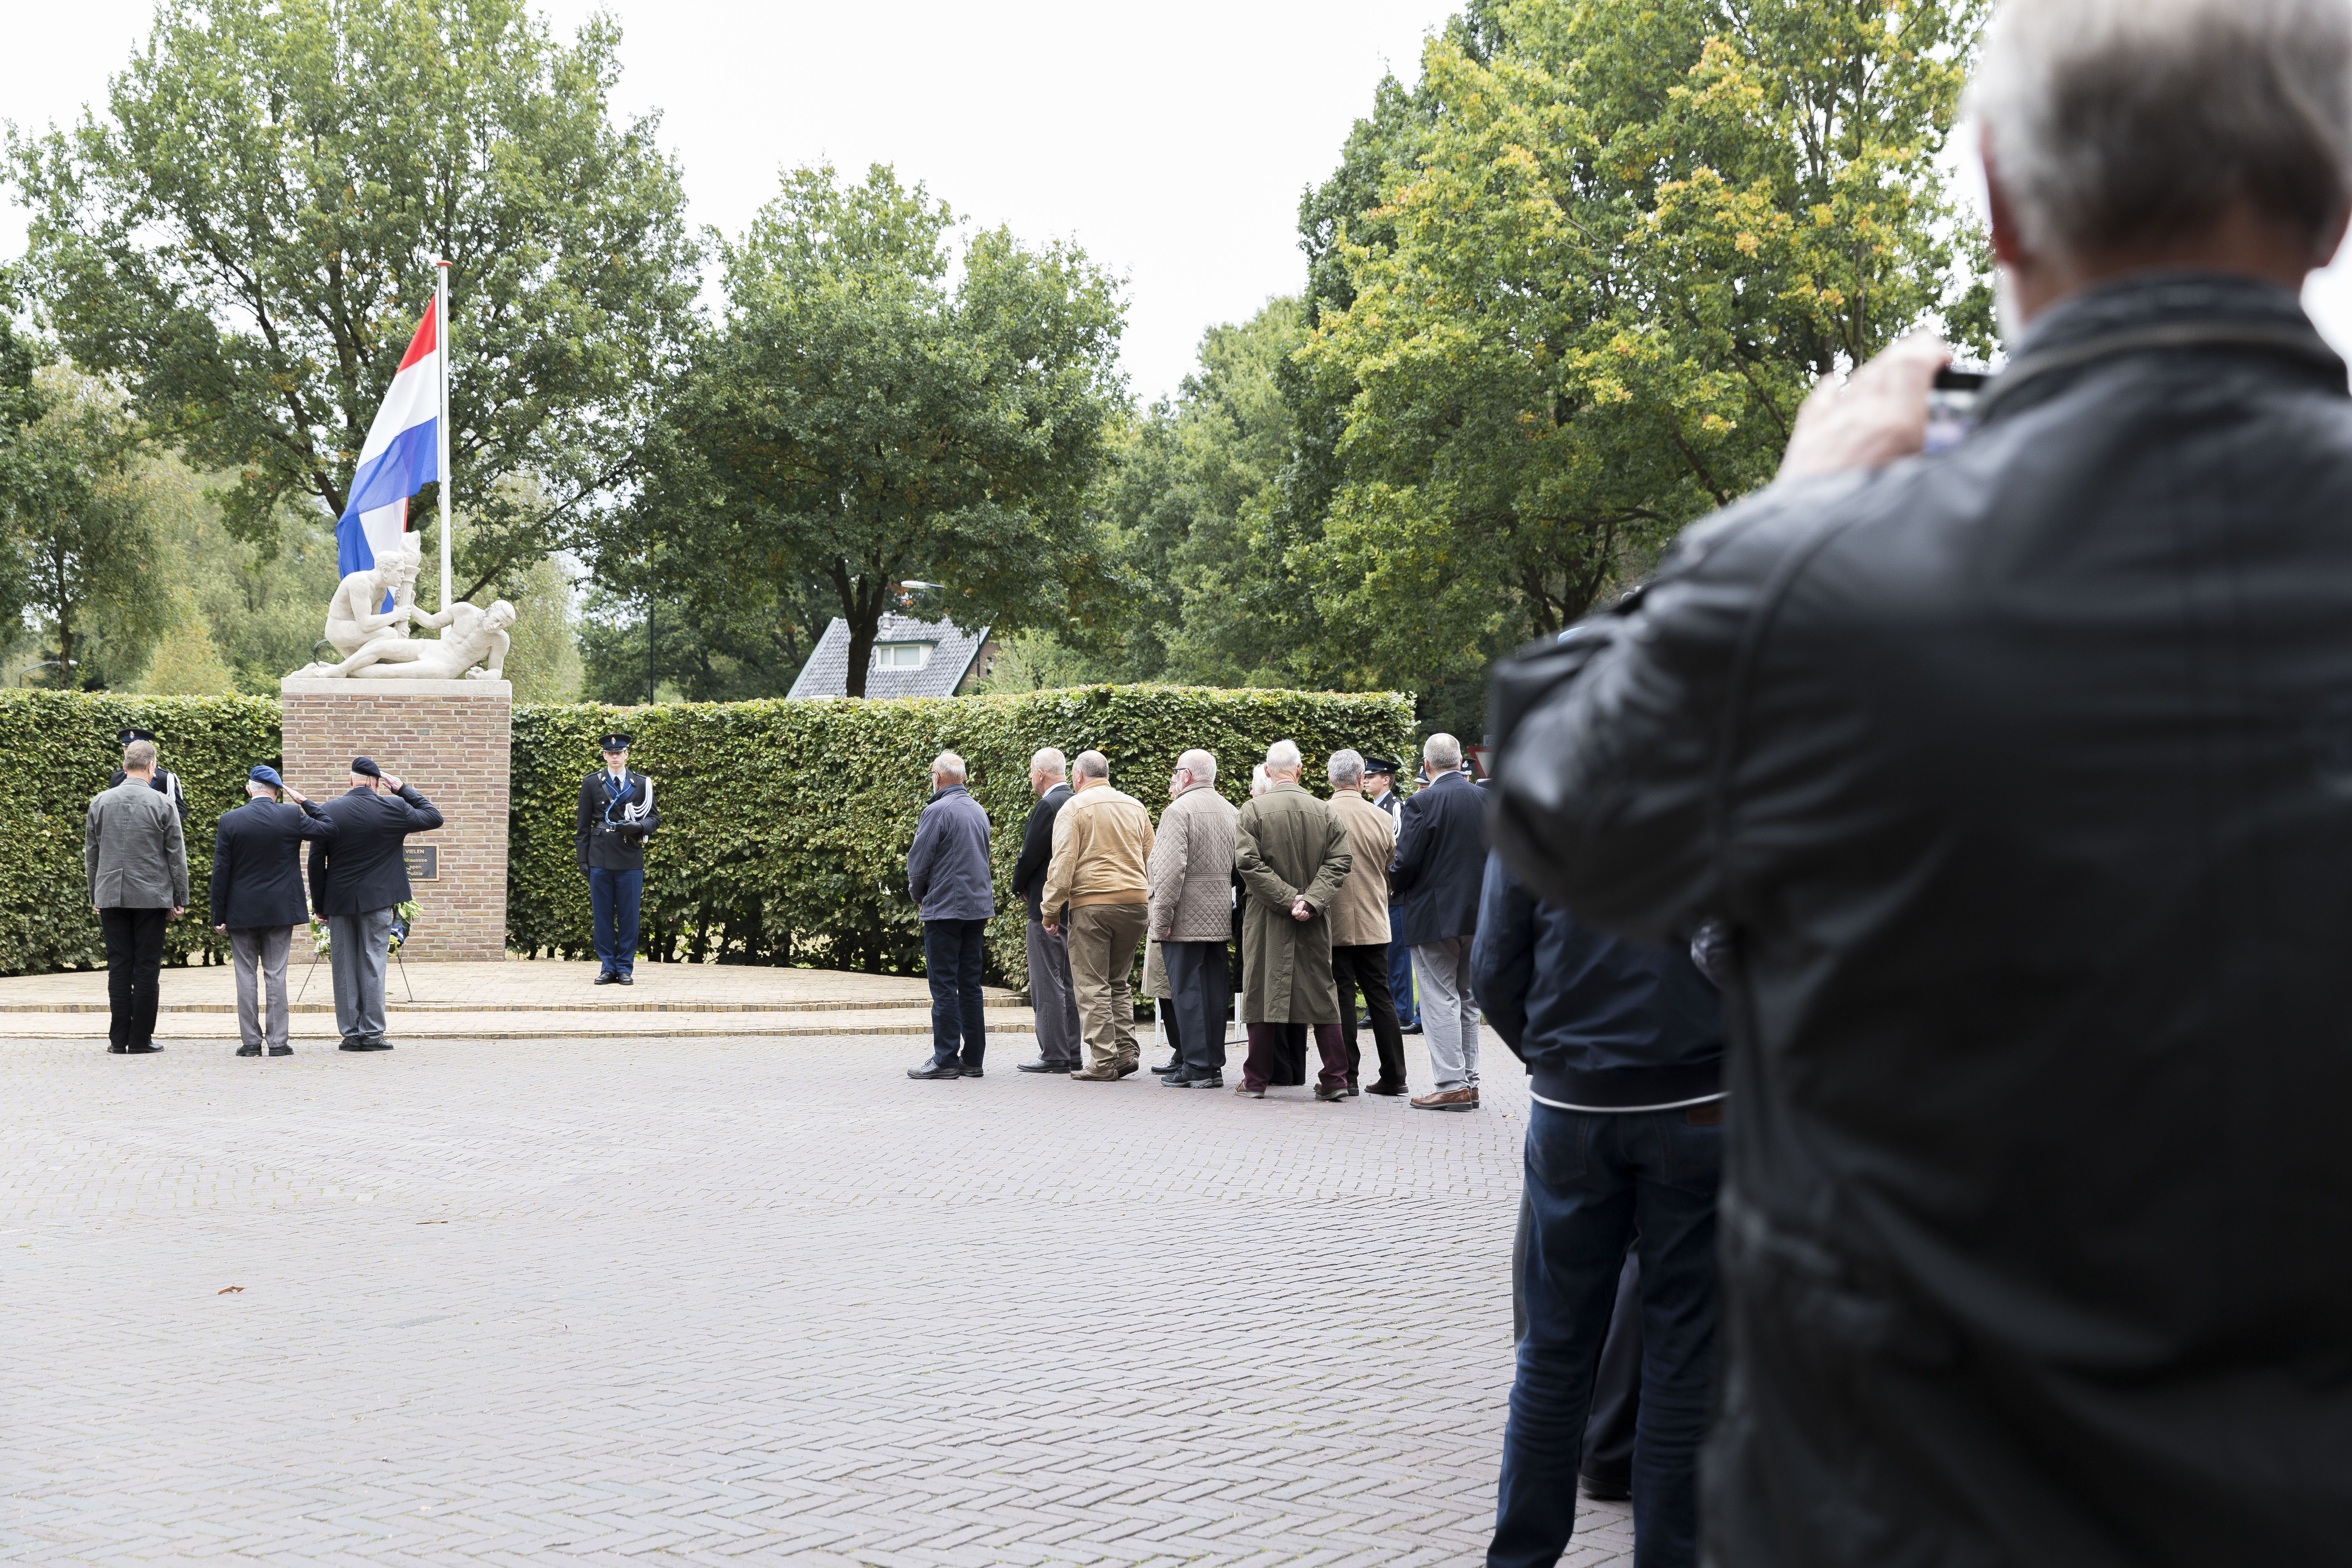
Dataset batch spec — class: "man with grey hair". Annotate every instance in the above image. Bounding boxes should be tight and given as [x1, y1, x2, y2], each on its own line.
[905, 750, 994, 1080]
[1391, 733, 1487, 1110]
[1486, 0, 2352, 1557]
[1009, 747, 1083, 1072]
[1040, 750, 1156, 1078]
[85, 736, 188, 1054]
[1233, 739, 1355, 1099]
[1325, 749, 1409, 1095]
[1147, 748, 1238, 1087]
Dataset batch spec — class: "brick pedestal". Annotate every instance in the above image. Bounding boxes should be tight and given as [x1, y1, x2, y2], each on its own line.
[279, 678, 511, 960]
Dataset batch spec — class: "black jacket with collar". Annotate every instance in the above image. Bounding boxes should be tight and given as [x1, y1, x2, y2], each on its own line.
[308, 783, 443, 916]
[1009, 782, 1073, 920]
[1487, 274, 2352, 1565]
[209, 796, 336, 930]
[1470, 852, 1720, 1108]
[1388, 769, 1484, 946]
[575, 768, 659, 873]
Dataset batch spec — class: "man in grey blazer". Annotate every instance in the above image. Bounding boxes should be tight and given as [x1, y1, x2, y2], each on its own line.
[85, 736, 189, 1054]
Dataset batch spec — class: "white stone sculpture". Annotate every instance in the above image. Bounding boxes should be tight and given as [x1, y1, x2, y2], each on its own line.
[294, 532, 514, 681]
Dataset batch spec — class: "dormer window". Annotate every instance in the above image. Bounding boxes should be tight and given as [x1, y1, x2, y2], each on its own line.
[874, 642, 933, 670]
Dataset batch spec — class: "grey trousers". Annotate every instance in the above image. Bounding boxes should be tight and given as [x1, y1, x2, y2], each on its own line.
[1410, 936, 1481, 1088]
[1025, 915, 1083, 1067]
[327, 907, 396, 1046]
[228, 926, 294, 1050]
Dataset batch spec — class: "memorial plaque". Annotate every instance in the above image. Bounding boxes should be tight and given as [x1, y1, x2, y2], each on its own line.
[403, 844, 439, 881]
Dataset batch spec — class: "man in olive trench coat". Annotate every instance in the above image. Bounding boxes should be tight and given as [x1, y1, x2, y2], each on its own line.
[1232, 741, 1354, 1100]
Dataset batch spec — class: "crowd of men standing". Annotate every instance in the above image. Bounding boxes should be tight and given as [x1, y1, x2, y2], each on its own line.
[900, 735, 1491, 1107]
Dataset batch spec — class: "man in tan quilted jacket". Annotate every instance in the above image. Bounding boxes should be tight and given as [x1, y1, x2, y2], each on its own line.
[1147, 749, 1238, 1088]
[1040, 750, 1156, 1079]
[1326, 749, 1409, 1095]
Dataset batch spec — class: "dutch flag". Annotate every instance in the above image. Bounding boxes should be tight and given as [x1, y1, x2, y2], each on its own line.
[336, 297, 443, 585]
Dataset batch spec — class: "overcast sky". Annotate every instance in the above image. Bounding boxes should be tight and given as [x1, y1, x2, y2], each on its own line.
[1, 0, 1456, 406]
[9, 0, 2352, 401]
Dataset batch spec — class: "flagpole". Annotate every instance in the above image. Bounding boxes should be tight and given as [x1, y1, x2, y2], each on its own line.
[435, 259, 453, 612]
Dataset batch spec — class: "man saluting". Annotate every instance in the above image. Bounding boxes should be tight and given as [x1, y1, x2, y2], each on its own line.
[575, 732, 658, 985]
[310, 758, 442, 1051]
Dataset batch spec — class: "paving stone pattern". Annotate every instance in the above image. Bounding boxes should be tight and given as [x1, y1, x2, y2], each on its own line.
[0, 1032, 1634, 1566]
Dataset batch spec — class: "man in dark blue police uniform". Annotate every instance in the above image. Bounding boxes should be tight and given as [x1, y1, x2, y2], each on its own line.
[575, 732, 659, 985]
[108, 727, 189, 824]
[1361, 755, 1419, 1033]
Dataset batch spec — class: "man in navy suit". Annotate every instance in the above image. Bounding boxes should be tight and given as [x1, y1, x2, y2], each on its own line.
[308, 757, 442, 1052]
[1390, 733, 1488, 1111]
[210, 766, 336, 1056]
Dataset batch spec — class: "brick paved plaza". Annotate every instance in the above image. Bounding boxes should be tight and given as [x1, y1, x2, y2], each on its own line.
[1, 1025, 1634, 1566]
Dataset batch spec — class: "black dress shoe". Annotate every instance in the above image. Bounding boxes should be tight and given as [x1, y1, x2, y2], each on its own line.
[1015, 1059, 1074, 1073]
[1149, 1057, 1182, 1075]
[236, 1044, 262, 1058]
[107, 1043, 129, 1054]
[123, 1042, 162, 1054]
[339, 1040, 394, 1052]
[960, 1065, 984, 1078]
[906, 1061, 963, 1080]
[1579, 1473, 1632, 1502]
[617, 973, 633, 985]
[268, 1045, 293, 1057]
[1400, 1022, 1424, 1035]
[593, 972, 617, 985]
[1160, 1069, 1196, 1087]
[1364, 1080, 1410, 1096]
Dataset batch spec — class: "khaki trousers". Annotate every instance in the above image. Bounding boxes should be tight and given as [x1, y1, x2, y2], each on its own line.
[1066, 902, 1148, 1071]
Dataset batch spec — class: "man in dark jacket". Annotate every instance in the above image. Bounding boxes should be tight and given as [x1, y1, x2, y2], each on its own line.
[106, 727, 189, 823]
[574, 731, 659, 986]
[1361, 755, 1419, 1032]
[905, 750, 994, 1080]
[208, 765, 334, 1057]
[1390, 733, 1486, 1110]
[1485, 4, 2352, 1560]
[1474, 853, 1722, 1568]
[1008, 747, 1082, 1073]
[309, 757, 442, 1052]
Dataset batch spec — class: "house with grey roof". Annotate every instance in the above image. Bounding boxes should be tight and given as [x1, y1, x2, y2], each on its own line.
[786, 613, 999, 699]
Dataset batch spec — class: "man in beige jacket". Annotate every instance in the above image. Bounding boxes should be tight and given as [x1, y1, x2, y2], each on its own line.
[1040, 750, 1155, 1079]
[1326, 749, 1410, 1095]
[1147, 748, 1238, 1088]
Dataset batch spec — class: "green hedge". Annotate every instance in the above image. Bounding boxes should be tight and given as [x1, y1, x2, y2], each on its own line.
[1, 684, 1413, 984]
[512, 685, 1416, 984]
[0, 690, 285, 974]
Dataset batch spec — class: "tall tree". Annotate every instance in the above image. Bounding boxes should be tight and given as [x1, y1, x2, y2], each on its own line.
[7, 365, 173, 688]
[1294, 0, 1989, 734]
[613, 164, 1127, 697]
[8, 0, 698, 598]
[1100, 298, 1314, 687]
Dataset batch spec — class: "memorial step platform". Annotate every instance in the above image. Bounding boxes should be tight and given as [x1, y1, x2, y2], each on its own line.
[0, 958, 1038, 1040]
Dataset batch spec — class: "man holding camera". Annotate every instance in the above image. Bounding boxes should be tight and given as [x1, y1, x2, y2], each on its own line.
[575, 732, 659, 985]
[1487, 0, 2352, 1559]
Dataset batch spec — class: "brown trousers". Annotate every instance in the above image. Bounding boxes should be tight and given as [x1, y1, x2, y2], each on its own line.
[1066, 902, 1148, 1071]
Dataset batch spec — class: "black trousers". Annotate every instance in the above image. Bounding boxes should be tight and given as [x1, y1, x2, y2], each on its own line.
[99, 906, 168, 1048]
[1161, 940, 1231, 1078]
[1332, 941, 1408, 1088]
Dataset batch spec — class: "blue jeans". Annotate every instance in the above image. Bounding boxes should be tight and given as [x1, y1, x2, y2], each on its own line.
[588, 866, 643, 976]
[1490, 1101, 1722, 1568]
[924, 917, 989, 1069]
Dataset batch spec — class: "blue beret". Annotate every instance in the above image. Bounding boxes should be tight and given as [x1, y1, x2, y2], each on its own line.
[249, 765, 284, 788]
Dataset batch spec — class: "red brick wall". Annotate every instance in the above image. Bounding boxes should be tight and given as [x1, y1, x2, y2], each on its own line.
[279, 679, 511, 960]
